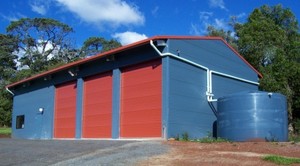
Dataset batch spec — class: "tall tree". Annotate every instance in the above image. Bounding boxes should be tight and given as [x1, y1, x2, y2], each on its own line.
[81, 37, 121, 57]
[6, 18, 74, 73]
[235, 4, 300, 130]
[0, 34, 18, 81]
[0, 34, 18, 127]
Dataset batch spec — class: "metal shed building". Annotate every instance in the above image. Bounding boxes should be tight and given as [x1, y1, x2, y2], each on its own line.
[7, 36, 262, 139]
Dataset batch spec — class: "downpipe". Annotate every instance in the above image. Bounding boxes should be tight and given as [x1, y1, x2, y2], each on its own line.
[6, 87, 14, 96]
[150, 40, 259, 103]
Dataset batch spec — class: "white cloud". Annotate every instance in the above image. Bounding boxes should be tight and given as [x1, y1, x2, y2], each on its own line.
[151, 6, 159, 16]
[30, 4, 47, 15]
[55, 0, 144, 28]
[189, 23, 201, 35]
[214, 18, 227, 29]
[112, 31, 147, 45]
[30, 0, 50, 15]
[199, 11, 213, 20]
[190, 11, 230, 35]
[209, 0, 227, 10]
[0, 12, 26, 21]
[190, 11, 213, 35]
[1, 14, 19, 21]
[236, 12, 246, 19]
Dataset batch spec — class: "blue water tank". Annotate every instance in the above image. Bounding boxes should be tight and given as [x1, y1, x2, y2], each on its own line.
[217, 91, 288, 142]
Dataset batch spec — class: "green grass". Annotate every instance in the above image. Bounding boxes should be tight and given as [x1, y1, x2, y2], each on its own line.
[192, 137, 229, 143]
[263, 155, 300, 165]
[0, 128, 11, 135]
[174, 132, 229, 143]
[289, 135, 300, 143]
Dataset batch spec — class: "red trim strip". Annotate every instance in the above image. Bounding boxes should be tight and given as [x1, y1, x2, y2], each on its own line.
[6, 35, 262, 88]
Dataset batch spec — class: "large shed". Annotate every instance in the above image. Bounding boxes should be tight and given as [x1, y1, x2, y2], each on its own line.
[7, 36, 262, 139]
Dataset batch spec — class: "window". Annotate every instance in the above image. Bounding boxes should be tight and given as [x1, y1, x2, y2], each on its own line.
[16, 115, 25, 129]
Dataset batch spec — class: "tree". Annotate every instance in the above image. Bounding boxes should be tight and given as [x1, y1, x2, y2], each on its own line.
[81, 37, 121, 57]
[0, 34, 18, 81]
[0, 34, 18, 127]
[6, 18, 74, 73]
[235, 4, 300, 130]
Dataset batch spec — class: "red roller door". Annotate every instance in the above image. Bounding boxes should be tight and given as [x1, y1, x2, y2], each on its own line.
[54, 81, 77, 138]
[121, 59, 162, 138]
[82, 72, 112, 138]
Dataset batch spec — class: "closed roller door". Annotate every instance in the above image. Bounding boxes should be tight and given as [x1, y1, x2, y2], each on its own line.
[121, 59, 162, 138]
[82, 72, 112, 138]
[54, 81, 77, 138]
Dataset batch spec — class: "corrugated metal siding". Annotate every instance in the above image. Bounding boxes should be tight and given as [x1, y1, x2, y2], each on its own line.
[211, 74, 258, 98]
[82, 72, 112, 138]
[54, 81, 77, 138]
[167, 39, 258, 82]
[120, 59, 162, 138]
[167, 58, 216, 138]
[12, 86, 55, 139]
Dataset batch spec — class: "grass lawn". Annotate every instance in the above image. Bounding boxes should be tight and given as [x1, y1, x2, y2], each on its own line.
[0, 127, 11, 135]
[263, 155, 300, 165]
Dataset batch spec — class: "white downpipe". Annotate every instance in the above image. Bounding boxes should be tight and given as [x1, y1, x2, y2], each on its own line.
[149, 40, 258, 103]
[6, 87, 14, 96]
[210, 70, 259, 86]
[149, 40, 210, 91]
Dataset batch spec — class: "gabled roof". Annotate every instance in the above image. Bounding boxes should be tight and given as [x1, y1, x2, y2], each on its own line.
[6, 36, 262, 89]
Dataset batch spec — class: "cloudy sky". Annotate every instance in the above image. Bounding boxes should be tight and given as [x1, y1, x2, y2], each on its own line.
[0, 0, 299, 47]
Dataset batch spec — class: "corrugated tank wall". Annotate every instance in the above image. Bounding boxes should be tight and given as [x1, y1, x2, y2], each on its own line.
[217, 91, 288, 141]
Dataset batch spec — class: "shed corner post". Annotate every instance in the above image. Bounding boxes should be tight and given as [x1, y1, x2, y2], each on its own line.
[49, 85, 55, 139]
[75, 78, 84, 139]
[112, 68, 121, 139]
[162, 56, 170, 140]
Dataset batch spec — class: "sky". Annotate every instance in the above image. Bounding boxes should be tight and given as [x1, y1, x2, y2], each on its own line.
[0, 0, 299, 47]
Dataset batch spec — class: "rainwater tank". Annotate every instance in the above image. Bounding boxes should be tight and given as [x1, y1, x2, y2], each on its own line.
[217, 91, 288, 141]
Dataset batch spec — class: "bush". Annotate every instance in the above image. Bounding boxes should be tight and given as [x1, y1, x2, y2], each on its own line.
[294, 119, 300, 135]
[289, 135, 300, 143]
[182, 132, 189, 141]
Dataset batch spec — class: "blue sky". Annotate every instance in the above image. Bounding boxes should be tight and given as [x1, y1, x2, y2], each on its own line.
[0, 0, 299, 47]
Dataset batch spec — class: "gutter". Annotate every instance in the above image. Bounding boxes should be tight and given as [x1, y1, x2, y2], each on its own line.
[150, 40, 259, 103]
[6, 87, 14, 96]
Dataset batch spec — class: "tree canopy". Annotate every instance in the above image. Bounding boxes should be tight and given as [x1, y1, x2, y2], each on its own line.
[0, 17, 121, 127]
[207, 4, 300, 132]
[6, 18, 74, 72]
[0, 34, 18, 81]
[0, 34, 18, 127]
[81, 37, 121, 57]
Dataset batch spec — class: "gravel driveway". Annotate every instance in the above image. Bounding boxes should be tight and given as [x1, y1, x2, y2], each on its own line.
[0, 139, 169, 166]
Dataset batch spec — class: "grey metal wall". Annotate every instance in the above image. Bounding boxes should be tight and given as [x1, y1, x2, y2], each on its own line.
[165, 39, 259, 139]
[167, 39, 258, 81]
[166, 58, 216, 138]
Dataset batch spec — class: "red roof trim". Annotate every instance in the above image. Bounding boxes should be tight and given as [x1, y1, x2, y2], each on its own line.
[6, 35, 262, 89]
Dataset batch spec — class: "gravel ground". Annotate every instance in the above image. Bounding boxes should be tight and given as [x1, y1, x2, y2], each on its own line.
[0, 138, 169, 166]
[138, 141, 300, 166]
